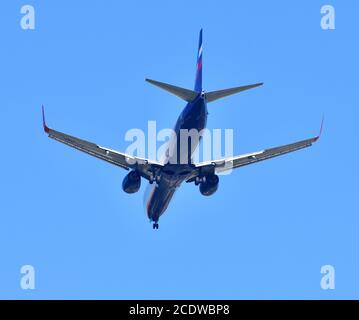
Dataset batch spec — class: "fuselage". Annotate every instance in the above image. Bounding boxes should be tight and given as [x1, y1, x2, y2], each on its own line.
[145, 94, 207, 222]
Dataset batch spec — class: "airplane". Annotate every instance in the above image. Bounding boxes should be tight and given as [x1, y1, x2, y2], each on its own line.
[42, 29, 322, 229]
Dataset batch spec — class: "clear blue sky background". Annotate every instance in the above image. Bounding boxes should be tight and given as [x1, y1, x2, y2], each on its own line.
[0, 0, 358, 299]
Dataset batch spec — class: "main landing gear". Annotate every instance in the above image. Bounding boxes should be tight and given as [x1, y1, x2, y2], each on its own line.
[153, 223, 159, 230]
[149, 174, 160, 185]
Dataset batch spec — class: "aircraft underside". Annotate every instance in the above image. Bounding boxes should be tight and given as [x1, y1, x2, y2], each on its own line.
[42, 29, 321, 229]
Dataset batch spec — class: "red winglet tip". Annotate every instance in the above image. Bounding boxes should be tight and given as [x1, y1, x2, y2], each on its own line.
[42, 105, 50, 133]
[315, 115, 324, 142]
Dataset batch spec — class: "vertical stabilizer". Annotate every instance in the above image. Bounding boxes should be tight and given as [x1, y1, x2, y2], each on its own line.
[194, 29, 203, 92]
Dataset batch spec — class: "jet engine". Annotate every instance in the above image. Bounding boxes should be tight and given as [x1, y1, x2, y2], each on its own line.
[199, 174, 219, 196]
[122, 170, 141, 194]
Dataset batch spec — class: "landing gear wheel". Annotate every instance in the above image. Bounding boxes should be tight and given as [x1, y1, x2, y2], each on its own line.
[149, 174, 160, 185]
[194, 176, 203, 186]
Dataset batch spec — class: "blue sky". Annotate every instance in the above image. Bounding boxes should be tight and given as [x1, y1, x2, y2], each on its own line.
[0, 0, 358, 299]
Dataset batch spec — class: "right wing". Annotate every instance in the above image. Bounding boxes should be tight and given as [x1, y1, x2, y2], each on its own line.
[42, 106, 163, 181]
[193, 120, 323, 175]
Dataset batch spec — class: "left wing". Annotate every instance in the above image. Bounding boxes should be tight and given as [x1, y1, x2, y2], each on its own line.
[193, 120, 323, 175]
[42, 106, 163, 181]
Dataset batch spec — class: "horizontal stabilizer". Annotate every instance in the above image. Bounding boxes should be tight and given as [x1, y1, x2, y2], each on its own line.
[206, 83, 263, 103]
[146, 78, 198, 102]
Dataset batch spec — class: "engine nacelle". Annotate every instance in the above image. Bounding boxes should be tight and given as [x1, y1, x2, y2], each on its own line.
[122, 170, 141, 194]
[199, 174, 219, 196]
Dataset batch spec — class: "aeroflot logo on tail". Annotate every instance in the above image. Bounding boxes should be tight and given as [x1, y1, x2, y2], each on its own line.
[124, 120, 234, 173]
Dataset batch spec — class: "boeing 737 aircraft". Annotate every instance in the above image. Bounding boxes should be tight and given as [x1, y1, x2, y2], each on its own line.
[42, 30, 322, 229]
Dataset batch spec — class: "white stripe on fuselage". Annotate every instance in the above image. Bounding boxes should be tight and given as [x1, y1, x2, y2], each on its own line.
[198, 45, 203, 58]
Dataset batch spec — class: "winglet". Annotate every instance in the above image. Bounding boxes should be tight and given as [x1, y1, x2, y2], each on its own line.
[42, 105, 50, 133]
[314, 115, 324, 142]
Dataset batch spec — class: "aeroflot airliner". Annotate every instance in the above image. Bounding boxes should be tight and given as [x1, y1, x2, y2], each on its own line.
[42, 30, 322, 229]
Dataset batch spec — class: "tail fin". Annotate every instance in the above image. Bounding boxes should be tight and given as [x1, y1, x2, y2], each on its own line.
[206, 82, 263, 103]
[194, 29, 203, 92]
[146, 29, 263, 104]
